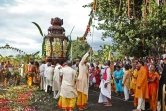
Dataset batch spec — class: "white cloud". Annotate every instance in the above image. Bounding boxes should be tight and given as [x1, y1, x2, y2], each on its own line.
[0, 0, 111, 56]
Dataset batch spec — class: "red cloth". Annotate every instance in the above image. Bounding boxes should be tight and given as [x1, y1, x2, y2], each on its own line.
[103, 67, 108, 81]
[94, 69, 100, 86]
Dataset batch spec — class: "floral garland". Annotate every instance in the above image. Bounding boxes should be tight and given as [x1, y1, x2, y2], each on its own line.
[79, 0, 96, 41]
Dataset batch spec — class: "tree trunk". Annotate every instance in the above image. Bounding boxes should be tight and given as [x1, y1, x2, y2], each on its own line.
[133, 0, 136, 21]
[127, 0, 130, 19]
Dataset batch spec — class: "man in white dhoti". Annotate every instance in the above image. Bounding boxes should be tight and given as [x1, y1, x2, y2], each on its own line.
[53, 61, 62, 99]
[98, 60, 112, 106]
[76, 47, 92, 110]
[45, 63, 54, 94]
[39, 61, 45, 90]
[44, 61, 49, 92]
[58, 61, 77, 111]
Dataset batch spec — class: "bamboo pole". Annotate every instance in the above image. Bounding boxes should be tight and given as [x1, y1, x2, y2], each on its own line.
[90, 0, 98, 62]
[127, 0, 130, 19]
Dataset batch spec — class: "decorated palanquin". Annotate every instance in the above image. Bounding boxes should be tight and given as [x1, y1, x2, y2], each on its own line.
[43, 17, 68, 63]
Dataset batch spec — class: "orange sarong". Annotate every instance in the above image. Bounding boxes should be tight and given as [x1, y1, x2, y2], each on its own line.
[27, 76, 32, 86]
[58, 96, 76, 110]
[148, 72, 159, 111]
[77, 91, 87, 108]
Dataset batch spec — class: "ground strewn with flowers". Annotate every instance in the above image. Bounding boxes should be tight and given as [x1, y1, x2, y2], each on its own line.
[0, 82, 58, 111]
[0, 82, 134, 111]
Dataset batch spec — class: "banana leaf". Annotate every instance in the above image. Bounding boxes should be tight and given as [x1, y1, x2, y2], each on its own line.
[42, 39, 45, 56]
[33, 51, 40, 56]
[32, 22, 43, 37]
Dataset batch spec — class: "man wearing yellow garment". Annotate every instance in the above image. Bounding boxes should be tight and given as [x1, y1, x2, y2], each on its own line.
[58, 61, 77, 111]
[76, 47, 92, 110]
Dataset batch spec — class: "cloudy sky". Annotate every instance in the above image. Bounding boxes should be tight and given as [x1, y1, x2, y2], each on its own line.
[0, 0, 112, 56]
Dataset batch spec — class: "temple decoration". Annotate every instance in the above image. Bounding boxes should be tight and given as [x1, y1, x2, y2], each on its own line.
[43, 17, 68, 62]
[0, 44, 27, 55]
[5, 44, 9, 49]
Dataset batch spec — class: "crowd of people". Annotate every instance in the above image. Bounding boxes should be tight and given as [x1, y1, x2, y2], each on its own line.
[0, 60, 41, 86]
[37, 50, 166, 111]
[0, 61, 25, 86]
[0, 48, 166, 111]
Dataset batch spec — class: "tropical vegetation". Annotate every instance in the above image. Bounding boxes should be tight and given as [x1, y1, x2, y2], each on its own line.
[84, 0, 166, 58]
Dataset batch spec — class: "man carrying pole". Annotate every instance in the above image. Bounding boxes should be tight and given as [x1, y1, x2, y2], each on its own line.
[76, 47, 92, 110]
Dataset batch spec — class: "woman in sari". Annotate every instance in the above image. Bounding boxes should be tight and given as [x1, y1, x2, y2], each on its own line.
[114, 65, 124, 96]
[94, 66, 100, 88]
[148, 64, 159, 111]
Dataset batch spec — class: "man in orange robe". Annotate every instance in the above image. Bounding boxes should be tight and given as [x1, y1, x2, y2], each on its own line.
[144, 62, 149, 76]
[133, 61, 149, 111]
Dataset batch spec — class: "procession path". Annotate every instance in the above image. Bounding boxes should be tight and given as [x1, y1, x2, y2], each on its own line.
[0, 81, 137, 111]
[84, 88, 134, 111]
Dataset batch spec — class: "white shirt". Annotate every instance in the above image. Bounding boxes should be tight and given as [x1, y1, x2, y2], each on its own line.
[46, 66, 54, 81]
[39, 64, 45, 76]
[60, 66, 77, 98]
[44, 63, 48, 77]
[77, 53, 89, 95]
[72, 64, 77, 70]
[52, 64, 62, 91]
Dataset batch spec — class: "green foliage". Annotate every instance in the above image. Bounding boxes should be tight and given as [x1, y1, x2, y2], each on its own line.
[92, 44, 115, 63]
[84, 0, 166, 57]
[32, 51, 40, 60]
[70, 40, 90, 60]
[32, 22, 44, 37]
